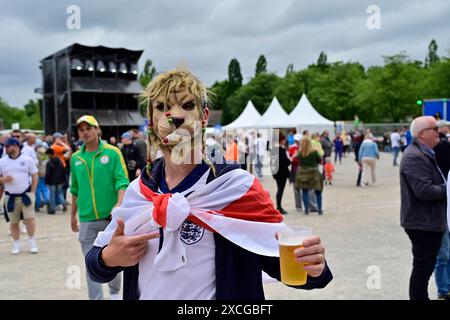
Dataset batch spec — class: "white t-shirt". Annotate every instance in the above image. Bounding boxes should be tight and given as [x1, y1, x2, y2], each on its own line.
[0, 154, 38, 194]
[255, 138, 266, 156]
[21, 143, 38, 167]
[390, 132, 402, 148]
[138, 174, 216, 300]
[138, 222, 216, 300]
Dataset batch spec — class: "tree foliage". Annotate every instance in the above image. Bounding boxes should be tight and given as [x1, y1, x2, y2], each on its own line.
[0, 98, 43, 130]
[225, 73, 280, 122]
[317, 51, 328, 69]
[228, 58, 243, 90]
[425, 39, 440, 67]
[218, 40, 450, 124]
[138, 59, 157, 116]
[255, 55, 268, 75]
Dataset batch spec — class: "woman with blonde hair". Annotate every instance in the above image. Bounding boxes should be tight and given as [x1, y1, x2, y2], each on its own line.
[295, 137, 324, 215]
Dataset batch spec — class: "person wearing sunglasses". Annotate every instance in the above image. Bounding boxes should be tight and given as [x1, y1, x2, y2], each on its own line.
[400, 116, 447, 300]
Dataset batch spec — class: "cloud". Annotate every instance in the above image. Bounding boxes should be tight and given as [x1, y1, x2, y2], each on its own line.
[0, 0, 448, 107]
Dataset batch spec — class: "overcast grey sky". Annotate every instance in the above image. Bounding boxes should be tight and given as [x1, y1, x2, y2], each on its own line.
[0, 0, 449, 107]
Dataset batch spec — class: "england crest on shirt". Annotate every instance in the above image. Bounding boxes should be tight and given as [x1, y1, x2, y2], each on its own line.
[179, 220, 204, 245]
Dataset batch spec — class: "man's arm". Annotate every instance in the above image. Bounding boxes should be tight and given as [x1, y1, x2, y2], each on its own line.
[85, 219, 159, 285]
[71, 195, 79, 232]
[402, 156, 446, 201]
[55, 140, 71, 151]
[114, 151, 130, 191]
[69, 156, 79, 232]
[30, 173, 38, 193]
[0, 176, 13, 184]
[85, 246, 124, 283]
[116, 189, 125, 208]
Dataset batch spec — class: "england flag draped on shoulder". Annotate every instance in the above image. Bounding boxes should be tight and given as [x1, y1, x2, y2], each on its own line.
[94, 167, 285, 271]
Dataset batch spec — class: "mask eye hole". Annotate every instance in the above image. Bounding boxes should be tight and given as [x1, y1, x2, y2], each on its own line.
[182, 101, 195, 111]
[155, 103, 165, 111]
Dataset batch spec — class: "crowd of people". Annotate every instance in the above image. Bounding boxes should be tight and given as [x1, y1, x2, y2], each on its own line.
[0, 126, 149, 263]
[210, 127, 385, 216]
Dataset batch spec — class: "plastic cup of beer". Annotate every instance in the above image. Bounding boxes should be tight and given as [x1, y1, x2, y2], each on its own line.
[278, 226, 313, 285]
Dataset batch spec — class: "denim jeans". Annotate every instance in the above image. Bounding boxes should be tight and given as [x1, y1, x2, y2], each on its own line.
[35, 177, 49, 209]
[255, 155, 264, 178]
[392, 147, 400, 166]
[301, 189, 322, 212]
[293, 185, 302, 209]
[334, 149, 342, 163]
[435, 231, 450, 297]
[48, 184, 65, 212]
[79, 220, 121, 300]
[308, 190, 318, 211]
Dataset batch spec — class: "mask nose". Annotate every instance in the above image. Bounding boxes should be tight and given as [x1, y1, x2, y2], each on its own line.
[172, 117, 185, 129]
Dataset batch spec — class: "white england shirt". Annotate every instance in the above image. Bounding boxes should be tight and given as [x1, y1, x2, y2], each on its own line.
[138, 170, 216, 300]
[0, 154, 37, 193]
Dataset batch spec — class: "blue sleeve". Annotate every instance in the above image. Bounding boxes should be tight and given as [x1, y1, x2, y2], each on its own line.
[260, 255, 333, 290]
[299, 262, 333, 290]
[85, 246, 124, 283]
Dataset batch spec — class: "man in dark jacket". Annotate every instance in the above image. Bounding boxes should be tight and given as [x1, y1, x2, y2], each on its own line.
[45, 148, 66, 214]
[120, 132, 145, 182]
[400, 116, 447, 300]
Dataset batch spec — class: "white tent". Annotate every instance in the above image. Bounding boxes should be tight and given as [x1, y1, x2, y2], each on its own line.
[222, 100, 261, 129]
[286, 94, 334, 133]
[254, 97, 291, 128]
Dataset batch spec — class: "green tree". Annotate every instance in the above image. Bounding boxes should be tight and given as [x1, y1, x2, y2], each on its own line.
[138, 59, 157, 116]
[0, 98, 43, 130]
[353, 53, 422, 122]
[425, 39, 440, 67]
[285, 63, 294, 76]
[273, 69, 310, 113]
[255, 55, 268, 75]
[228, 58, 243, 90]
[21, 99, 43, 129]
[139, 59, 157, 88]
[225, 73, 281, 123]
[308, 62, 365, 121]
[317, 51, 328, 69]
[421, 56, 450, 99]
[210, 80, 234, 124]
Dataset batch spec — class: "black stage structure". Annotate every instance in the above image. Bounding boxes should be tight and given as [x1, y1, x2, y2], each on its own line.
[40, 43, 145, 139]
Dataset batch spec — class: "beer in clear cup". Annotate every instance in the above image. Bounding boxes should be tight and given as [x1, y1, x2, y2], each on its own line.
[278, 226, 313, 285]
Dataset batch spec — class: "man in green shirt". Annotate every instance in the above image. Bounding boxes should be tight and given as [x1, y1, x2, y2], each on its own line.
[70, 115, 129, 300]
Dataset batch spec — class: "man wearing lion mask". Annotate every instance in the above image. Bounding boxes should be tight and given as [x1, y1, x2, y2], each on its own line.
[86, 69, 332, 300]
